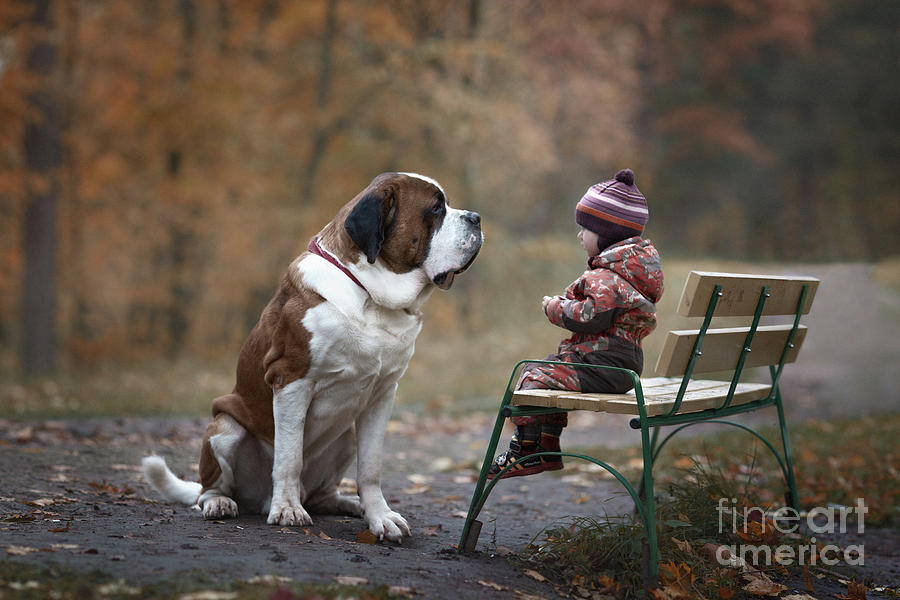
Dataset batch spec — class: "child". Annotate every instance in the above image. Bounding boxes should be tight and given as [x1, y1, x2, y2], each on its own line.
[489, 169, 664, 479]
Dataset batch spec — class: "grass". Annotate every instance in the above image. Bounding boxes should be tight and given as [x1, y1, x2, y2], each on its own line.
[517, 412, 900, 598]
[519, 462, 757, 599]
[519, 457, 870, 600]
[571, 413, 900, 528]
[0, 562, 406, 599]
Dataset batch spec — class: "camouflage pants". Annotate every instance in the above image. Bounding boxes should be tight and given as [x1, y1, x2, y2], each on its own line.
[510, 354, 578, 426]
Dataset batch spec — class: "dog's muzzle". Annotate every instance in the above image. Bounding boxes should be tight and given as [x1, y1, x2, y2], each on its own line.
[432, 211, 483, 290]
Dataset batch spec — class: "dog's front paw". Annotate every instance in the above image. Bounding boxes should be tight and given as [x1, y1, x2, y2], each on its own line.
[267, 504, 313, 527]
[366, 510, 410, 542]
[202, 496, 238, 520]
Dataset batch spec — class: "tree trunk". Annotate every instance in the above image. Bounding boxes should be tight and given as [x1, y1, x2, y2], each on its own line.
[300, 0, 338, 204]
[22, 0, 62, 374]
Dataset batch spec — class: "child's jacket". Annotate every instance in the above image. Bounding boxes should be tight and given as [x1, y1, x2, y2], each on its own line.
[543, 237, 664, 392]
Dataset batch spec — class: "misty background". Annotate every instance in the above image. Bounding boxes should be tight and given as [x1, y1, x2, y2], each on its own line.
[1, 0, 898, 418]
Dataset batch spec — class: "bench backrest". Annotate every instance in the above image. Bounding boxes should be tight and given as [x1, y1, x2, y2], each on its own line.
[656, 271, 819, 379]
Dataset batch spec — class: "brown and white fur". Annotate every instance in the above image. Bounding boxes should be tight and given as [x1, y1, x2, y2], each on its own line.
[142, 172, 482, 541]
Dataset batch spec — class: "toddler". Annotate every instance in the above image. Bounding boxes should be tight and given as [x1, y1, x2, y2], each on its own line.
[490, 169, 664, 479]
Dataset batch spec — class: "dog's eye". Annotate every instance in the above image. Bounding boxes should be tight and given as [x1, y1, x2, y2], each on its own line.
[429, 203, 444, 216]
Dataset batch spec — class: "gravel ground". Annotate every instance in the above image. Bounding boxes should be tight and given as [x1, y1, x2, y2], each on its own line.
[1, 415, 897, 598]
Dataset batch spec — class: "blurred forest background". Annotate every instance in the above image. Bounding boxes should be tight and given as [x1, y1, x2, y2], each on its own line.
[0, 0, 898, 416]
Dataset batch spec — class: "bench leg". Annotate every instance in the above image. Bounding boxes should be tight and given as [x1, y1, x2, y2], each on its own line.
[637, 425, 660, 503]
[459, 400, 510, 552]
[639, 421, 659, 587]
[775, 387, 799, 514]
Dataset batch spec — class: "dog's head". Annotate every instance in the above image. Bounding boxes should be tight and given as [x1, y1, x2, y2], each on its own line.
[341, 172, 482, 291]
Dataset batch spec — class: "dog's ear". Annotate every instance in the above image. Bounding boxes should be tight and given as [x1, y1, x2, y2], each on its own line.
[345, 186, 397, 264]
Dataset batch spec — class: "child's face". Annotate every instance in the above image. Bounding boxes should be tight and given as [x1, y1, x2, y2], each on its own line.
[577, 228, 601, 256]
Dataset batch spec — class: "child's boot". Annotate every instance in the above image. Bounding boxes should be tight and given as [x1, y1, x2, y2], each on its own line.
[538, 423, 565, 472]
[487, 425, 542, 479]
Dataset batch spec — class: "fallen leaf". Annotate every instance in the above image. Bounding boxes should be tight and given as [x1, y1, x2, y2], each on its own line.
[177, 592, 238, 600]
[244, 575, 293, 585]
[652, 561, 695, 599]
[335, 575, 368, 586]
[8, 581, 41, 591]
[418, 524, 443, 536]
[26, 498, 59, 507]
[3, 514, 36, 523]
[673, 456, 694, 469]
[318, 531, 332, 540]
[387, 585, 415, 597]
[356, 529, 377, 544]
[513, 591, 548, 600]
[477, 580, 508, 591]
[741, 571, 786, 596]
[523, 569, 548, 582]
[51, 544, 80, 550]
[782, 595, 817, 600]
[12, 426, 34, 443]
[671, 537, 692, 554]
[429, 457, 454, 471]
[5, 545, 39, 555]
[96, 579, 141, 596]
[88, 481, 135, 495]
[401, 484, 431, 495]
[848, 580, 866, 600]
[701, 543, 747, 570]
[596, 574, 618, 592]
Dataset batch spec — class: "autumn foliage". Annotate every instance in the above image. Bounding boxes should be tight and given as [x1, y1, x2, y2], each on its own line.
[1, 0, 897, 372]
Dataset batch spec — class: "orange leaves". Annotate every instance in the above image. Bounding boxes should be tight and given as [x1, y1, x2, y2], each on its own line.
[655, 105, 774, 165]
[87, 481, 135, 496]
[355, 529, 377, 544]
[740, 570, 787, 597]
[835, 580, 867, 600]
[733, 515, 781, 547]
[651, 561, 695, 600]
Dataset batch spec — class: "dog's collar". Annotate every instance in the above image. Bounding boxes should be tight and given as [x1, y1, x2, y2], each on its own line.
[308, 238, 367, 292]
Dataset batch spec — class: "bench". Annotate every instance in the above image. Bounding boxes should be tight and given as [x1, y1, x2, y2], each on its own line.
[458, 270, 819, 582]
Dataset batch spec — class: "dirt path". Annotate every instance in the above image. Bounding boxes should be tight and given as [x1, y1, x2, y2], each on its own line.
[1, 416, 897, 598]
[0, 416, 636, 599]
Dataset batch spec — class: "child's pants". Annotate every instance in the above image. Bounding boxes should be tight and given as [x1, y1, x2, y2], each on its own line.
[510, 354, 579, 427]
[512, 351, 636, 427]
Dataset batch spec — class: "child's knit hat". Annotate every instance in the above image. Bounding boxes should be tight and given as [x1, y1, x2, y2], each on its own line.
[575, 169, 648, 244]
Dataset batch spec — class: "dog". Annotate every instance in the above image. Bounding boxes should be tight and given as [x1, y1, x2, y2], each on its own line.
[142, 172, 482, 541]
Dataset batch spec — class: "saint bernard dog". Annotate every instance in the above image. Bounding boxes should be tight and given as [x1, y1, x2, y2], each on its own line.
[142, 172, 482, 541]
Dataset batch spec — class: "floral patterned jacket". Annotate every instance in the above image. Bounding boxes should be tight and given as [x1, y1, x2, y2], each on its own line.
[543, 237, 664, 392]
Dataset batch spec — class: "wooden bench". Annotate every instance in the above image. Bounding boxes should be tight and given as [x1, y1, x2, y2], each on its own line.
[459, 271, 819, 582]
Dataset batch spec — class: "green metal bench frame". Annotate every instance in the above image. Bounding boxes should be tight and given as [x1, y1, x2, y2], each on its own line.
[458, 274, 815, 582]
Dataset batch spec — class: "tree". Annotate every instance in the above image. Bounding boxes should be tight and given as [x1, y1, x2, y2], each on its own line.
[21, 0, 61, 373]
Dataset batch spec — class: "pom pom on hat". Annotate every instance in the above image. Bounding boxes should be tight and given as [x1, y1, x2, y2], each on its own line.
[615, 169, 634, 186]
[575, 169, 648, 244]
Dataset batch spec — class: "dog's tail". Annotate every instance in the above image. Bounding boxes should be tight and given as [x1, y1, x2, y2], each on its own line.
[141, 455, 202, 505]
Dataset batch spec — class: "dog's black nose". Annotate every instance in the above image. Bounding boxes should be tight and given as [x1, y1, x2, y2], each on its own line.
[464, 211, 481, 226]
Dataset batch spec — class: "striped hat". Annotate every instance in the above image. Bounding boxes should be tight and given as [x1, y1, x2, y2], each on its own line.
[575, 169, 648, 244]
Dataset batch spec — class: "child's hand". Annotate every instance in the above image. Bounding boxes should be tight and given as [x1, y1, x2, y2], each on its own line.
[542, 296, 554, 312]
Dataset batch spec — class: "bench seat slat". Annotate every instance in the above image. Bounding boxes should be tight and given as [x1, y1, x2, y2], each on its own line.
[511, 379, 772, 416]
